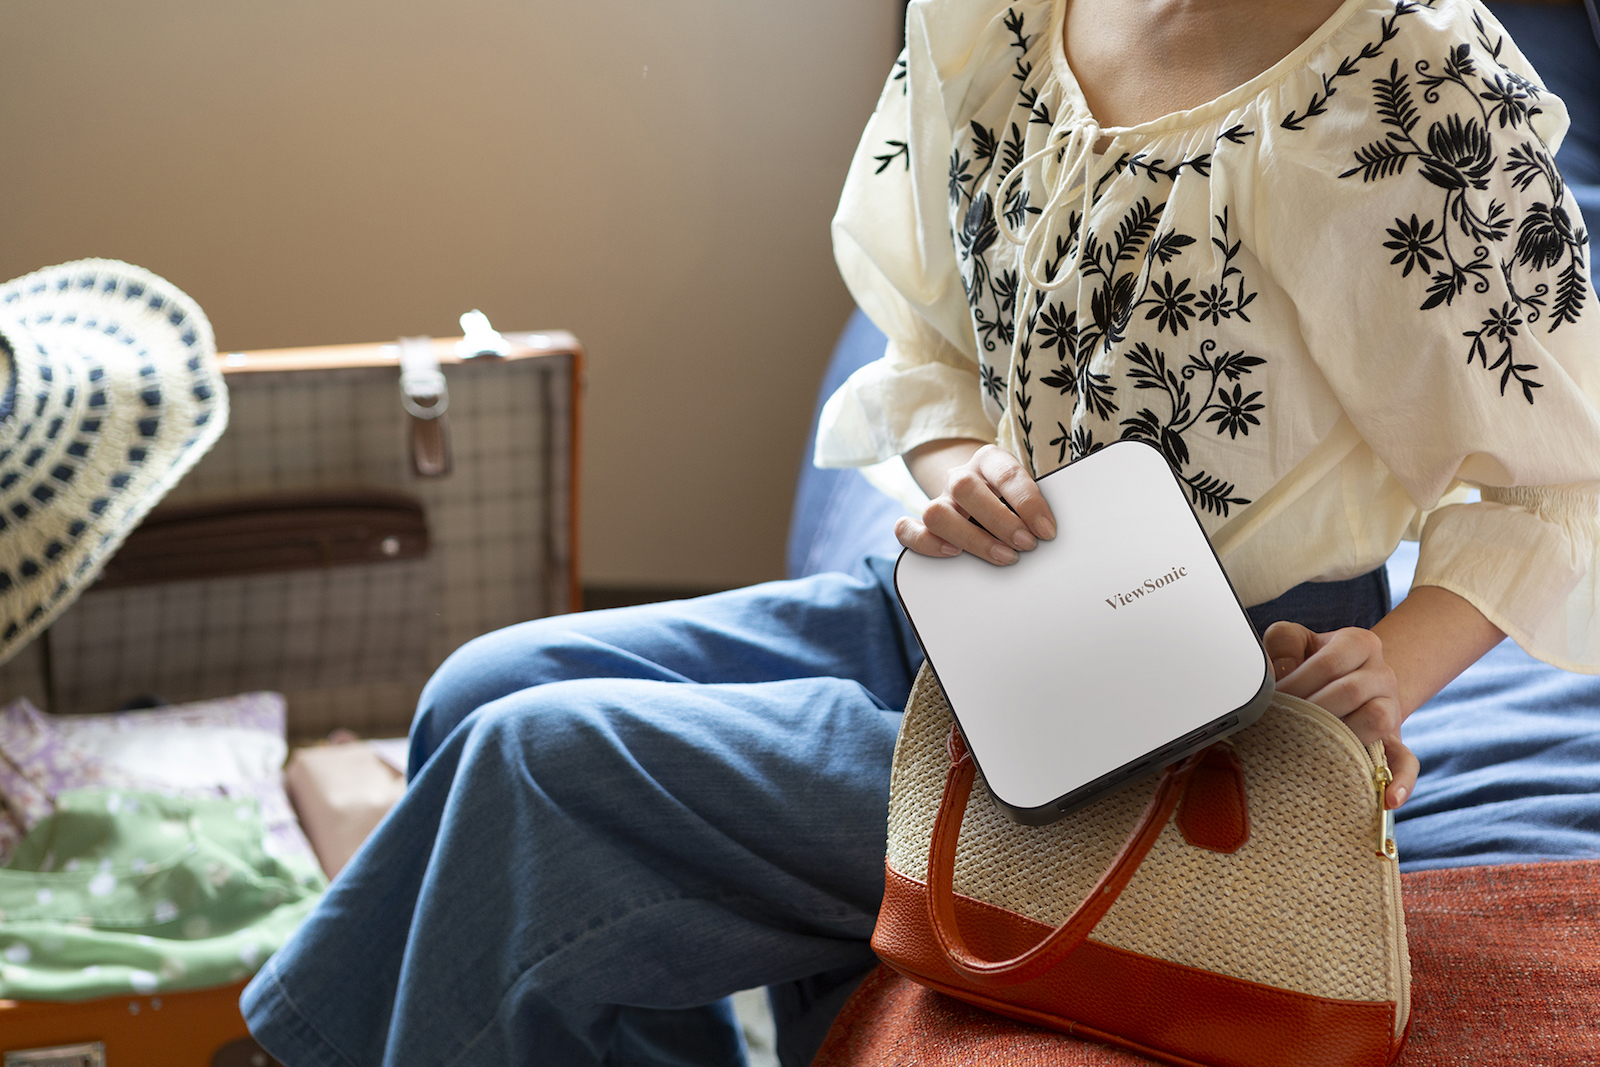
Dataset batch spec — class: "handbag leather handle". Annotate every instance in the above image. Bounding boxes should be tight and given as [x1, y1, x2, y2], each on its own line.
[927, 725, 1201, 987]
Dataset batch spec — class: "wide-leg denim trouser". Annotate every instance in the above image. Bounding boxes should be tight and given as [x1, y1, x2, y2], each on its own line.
[241, 559, 923, 1067]
[240, 556, 1388, 1067]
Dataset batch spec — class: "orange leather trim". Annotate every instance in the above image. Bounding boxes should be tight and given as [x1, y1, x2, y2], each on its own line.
[875, 864, 1400, 1067]
[1177, 742, 1251, 854]
[1390, 1002, 1413, 1062]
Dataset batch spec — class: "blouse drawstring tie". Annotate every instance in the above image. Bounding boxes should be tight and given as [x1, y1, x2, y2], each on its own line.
[995, 115, 1105, 294]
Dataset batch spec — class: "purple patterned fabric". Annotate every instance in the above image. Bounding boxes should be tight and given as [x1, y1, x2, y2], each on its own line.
[0, 693, 316, 870]
[0, 702, 142, 860]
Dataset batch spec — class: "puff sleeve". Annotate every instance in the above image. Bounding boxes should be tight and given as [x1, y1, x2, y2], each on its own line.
[1260, 11, 1600, 671]
[817, 2, 1022, 469]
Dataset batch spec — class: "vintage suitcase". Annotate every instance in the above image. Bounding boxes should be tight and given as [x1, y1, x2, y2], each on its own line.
[0, 330, 582, 738]
[0, 330, 580, 1066]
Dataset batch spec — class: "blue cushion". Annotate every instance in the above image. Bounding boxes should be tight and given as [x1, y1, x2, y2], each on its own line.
[786, 311, 903, 580]
[1388, 541, 1600, 870]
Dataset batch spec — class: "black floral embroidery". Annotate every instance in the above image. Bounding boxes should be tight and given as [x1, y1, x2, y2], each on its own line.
[1515, 201, 1577, 272]
[1037, 296, 1117, 424]
[1209, 383, 1267, 439]
[1333, 13, 1588, 403]
[975, 296, 1017, 365]
[1034, 299, 1077, 354]
[1076, 197, 1165, 352]
[1478, 71, 1538, 130]
[992, 269, 1020, 326]
[1280, 0, 1433, 131]
[958, 192, 999, 280]
[1028, 201, 1266, 509]
[1002, 7, 1034, 84]
[1147, 229, 1200, 267]
[1012, 333, 1038, 472]
[1027, 91, 1053, 127]
[1384, 214, 1445, 275]
[1103, 214, 1265, 515]
[1144, 272, 1196, 335]
[1001, 182, 1035, 230]
[874, 53, 912, 171]
[1008, 242, 1078, 474]
[1417, 113, 1496, 191]
[981, 362, 1007, 403]
[1202, 206, 1258, 327]
[1119, 340, 1263, 516]
[949, 149, 975, 206]
[1070, 423, 1104, 463]
[951, 10, 1040, 353]
[874, 140, 909, 174]
[942, 4, 1269, 499]
[999, 123, 1028, 185]
[1114, 151, 1213, 183]
[1048, 420, 1073, 463]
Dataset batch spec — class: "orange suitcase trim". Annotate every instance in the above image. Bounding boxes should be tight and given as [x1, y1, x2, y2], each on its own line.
[0, 980, 276, 1067]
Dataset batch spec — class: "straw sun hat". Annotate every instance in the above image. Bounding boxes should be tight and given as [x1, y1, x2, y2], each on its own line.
[0, 259, 228, 666]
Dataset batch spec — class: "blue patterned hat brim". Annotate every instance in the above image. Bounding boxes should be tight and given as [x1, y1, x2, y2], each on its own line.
[0, 260, 229, 668]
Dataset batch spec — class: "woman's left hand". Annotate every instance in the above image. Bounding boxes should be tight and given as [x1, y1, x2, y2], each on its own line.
[1261, 622, 1418, 810]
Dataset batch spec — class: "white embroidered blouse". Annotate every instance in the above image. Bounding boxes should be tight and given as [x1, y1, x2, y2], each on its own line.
[818, 0, 1600, 672]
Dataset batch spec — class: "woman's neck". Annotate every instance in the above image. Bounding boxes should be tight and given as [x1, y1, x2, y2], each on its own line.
[1064, 0, 1350, 129]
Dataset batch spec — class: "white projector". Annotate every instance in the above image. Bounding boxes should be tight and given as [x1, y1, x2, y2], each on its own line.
[894, 440, 1273, 825]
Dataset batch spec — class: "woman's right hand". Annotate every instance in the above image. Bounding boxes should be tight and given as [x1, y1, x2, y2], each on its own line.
[896, 440, 1057, 565]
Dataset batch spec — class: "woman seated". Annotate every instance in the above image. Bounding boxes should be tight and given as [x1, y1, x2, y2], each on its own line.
[242, 1, 1599, 1064]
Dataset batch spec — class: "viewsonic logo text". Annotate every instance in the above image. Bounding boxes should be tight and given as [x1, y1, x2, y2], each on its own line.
[1105, 566, 1188, 610]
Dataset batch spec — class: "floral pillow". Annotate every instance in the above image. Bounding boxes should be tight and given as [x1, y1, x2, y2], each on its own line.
[0, 694, 317, 875]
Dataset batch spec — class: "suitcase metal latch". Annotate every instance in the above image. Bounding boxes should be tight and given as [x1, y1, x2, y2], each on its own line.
[398, 335, 452, 478]
[4, 1043, 106, 1067]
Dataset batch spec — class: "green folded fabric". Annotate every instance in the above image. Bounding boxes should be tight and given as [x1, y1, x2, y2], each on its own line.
[0, 789, 325, 1001]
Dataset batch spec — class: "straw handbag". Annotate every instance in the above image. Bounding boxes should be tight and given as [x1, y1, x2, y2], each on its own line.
[872, 664, 1411, 1067]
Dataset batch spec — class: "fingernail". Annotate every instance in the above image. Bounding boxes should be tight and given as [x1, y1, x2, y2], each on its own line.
[990, 545, 1018, 565]
[1273, 658, 1295, 679]
[1391, 786, 1408, 807]
[1037, 518, 1056, 540]
[940, 543, 961, 556]
[1011, 530, 1037, 551]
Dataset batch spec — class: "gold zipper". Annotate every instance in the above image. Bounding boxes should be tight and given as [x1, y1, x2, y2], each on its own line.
[1372, 764, 1398, 859]
[1271, 693, 1410, 1035]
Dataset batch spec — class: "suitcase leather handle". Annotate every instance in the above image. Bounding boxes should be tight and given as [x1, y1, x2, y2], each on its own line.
[96, 490, 429, 588]
[926, 725, 1202, 987]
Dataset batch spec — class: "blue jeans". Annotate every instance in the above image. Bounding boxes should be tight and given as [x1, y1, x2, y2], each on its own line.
[241, 559, 1386, 1066]
[242, 559, 921, 1067]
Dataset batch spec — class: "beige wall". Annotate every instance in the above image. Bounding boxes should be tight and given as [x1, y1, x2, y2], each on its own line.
[0, 0, 900, 588]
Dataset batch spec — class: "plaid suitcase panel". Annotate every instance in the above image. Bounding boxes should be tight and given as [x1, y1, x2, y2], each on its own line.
[0, 334, 580, 738]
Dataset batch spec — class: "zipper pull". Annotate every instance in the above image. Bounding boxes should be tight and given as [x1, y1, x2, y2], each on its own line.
[1373, 764, 1398, 860]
